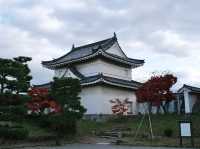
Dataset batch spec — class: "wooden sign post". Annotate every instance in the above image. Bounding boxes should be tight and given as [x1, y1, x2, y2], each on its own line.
[179, 120, 194, 147]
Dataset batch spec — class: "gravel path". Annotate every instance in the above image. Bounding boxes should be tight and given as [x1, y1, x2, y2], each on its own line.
[24, 144, 194, 149]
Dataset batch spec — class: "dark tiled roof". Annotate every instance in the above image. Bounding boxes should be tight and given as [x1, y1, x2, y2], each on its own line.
[42, 37, 115, 66]
[184, 84, 200, 93]
[42, 35, 144, 69]
[105, 51, 144, 65]
[69, 67, 85, 79]
[34, 74, 142, 90]
[81, 73, 142, 89]
[178, 84, 200, 93]
[33, 82, 52, 89]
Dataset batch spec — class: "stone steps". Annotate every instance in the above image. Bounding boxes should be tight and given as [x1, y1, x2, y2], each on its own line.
[96, 127, 131, 140]
[97, 131, 121, 139]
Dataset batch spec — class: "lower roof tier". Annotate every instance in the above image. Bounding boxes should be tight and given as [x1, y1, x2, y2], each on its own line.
[34, 74, 142, 90]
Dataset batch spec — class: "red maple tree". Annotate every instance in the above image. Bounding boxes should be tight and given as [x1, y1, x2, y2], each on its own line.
[136, 74, 177, 113]
[26, 88, 61, 115]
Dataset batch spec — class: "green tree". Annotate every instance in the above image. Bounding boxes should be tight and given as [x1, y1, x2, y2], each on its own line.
[50, 77, 86, 119]
[48, 77, 86, 138]
[10, 56, 32, 94]
[0, 58, 14, 93]
[0, 57, 32, 94]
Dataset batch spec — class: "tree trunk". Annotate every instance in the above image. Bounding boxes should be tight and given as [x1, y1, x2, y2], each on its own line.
[161, 102, 167, 114]
[156, 105, 161, 114]
[0, 82, 4, 93]
[0, 75, 7, 94]
[165, 101, 170, 113]
[16, 90, 19, 95]
[148, 102, 152, 114]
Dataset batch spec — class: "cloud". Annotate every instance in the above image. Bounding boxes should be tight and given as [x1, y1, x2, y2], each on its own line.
[146, 30, 200, 57]
[0, 0, 200, 88]
[0, 23, 64, 84]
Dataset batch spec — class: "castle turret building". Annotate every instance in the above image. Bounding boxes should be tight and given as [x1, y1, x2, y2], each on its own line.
[42, 33, 144, 115]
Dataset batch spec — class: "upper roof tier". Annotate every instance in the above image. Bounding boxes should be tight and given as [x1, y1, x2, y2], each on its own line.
[42, 34, 145, 69]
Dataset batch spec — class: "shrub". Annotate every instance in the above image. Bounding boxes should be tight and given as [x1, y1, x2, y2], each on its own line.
[19, 94, 31, 103]
[0, 105, 26, 115]
[37, 116, 51, 127]
[0, 126, 29, 140]
[0, 113, 22, 122]
[0, 93, 30, 106]
[11, 105, 27, 115]
[49, 115, 76, 135]
[163, 128, 173, 137]
[27, 115, 76, 136]
[0, 93, 18, 105]
[108, 115, 132, 123]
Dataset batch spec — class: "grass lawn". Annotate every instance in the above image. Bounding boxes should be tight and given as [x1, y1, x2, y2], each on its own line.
[21, 122, 55, 138]
[124, 137, 200, 147]
[1, 113, 199, 147]
[77, 113, 200, 147]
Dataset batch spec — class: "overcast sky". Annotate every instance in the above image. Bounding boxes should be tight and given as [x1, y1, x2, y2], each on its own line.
[0, 0, 200, 90]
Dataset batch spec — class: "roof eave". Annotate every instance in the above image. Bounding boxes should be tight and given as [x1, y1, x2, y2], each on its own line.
[80, 74, 141, 90]
[42, 49, 144, 69]
[81, 79, 139, 90]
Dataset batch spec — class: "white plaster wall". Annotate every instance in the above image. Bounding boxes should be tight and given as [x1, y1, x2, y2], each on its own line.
[189, 94, 197, 112]
[55, 68, 65, 78]
[137, 103, 150, 114]
[106, 42, 126, 58]
[168, 100, 176, 113]
[80, 85, 137, 115]
[137, 101, 176, 114]
[54, 68, 78, 79]
[76, 59, 132, 80]
[183, 89, 191, 113]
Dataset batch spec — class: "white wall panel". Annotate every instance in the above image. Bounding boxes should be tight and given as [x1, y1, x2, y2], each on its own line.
[80, 85, 137, 115]
[76, 59, 132, 80]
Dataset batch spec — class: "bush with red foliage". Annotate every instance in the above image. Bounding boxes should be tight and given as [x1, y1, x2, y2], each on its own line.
[110, 98, 130, 115]
[26, 88, 61, 115]
[136, 74, 177, 113]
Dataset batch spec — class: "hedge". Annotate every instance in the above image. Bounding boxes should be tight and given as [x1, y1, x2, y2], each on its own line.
[0, 126, 29, 140]
[0, 105, 27, 115]
[27, 115, 77, 135]
[0, 93, 31, 105]
[0, 113, 22, 122]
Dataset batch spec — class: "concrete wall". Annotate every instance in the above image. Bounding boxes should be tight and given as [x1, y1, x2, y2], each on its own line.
[80, 85, 137, 115]
[76, 59, 132, 80]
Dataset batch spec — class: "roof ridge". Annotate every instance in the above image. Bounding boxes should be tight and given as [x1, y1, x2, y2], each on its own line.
[184, 84, 200, 89]
[42, 36, 115, 64]
[104, 50, 145, 64]
[72, 37, 114, 51]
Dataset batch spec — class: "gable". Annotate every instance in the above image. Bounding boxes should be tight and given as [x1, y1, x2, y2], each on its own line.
[106, 41, 127, 58]
[54, 68, 79, 79]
